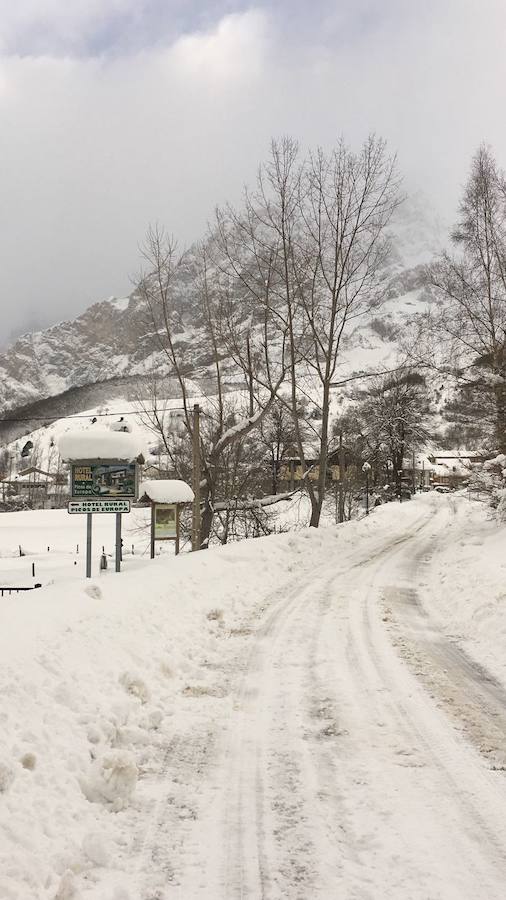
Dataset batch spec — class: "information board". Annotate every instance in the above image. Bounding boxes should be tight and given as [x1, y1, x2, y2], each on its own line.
[154, 503, 177, 539]
[71, 463, 136, 499]
[68, 499, 131, 514]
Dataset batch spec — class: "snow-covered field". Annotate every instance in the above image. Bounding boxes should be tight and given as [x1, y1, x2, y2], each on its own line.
[1, 495, 506, 899]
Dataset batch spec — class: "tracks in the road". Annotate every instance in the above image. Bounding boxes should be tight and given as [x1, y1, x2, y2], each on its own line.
[222, 505, 506, 899]
[220, 508, 456, 898]
[223, 571, 330, 899]
[382, 512, 506, 770]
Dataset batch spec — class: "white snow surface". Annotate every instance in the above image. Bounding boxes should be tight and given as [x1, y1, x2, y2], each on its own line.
[138, 479, 194, 504]
[1, 496, 506, 899]
[58, 427, 146, 462]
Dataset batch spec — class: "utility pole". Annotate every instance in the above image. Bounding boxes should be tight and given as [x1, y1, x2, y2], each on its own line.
[412, 449, 416, 495]
[362, 461, 371, 516]
[192, 403, 201, 551]
[338, 433, 345, 523]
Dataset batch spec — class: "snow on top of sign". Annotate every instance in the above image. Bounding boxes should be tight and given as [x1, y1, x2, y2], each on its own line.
[139, 479, 194, 504]
[58, 427, 145, 462]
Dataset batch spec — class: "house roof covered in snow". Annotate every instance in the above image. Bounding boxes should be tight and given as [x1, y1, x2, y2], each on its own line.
[139, 479, 194, 504]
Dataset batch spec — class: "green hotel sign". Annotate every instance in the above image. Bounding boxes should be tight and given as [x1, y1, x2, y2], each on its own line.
[71, 462, 137, 499]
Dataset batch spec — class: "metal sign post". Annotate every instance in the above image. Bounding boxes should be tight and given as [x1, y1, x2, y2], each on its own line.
[86, 513, 92, 578]
[62, 447, 141, 579]
[115, 512, 122, 573]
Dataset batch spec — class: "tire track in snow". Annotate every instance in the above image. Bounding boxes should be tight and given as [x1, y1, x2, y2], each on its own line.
[222, 575, 322, 899]
[381, 508, 506, 770]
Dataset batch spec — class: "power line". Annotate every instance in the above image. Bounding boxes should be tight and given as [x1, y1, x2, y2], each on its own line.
[0, 407, 188, 424]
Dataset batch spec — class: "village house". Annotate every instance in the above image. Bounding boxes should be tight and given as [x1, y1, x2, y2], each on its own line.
[0, 466, 68, 509]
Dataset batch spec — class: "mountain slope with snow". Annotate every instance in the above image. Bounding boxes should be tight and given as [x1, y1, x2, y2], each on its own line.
[0, 196, 443, 425]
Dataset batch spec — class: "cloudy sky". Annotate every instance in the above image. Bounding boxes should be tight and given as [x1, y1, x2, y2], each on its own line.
[1, 0, 505, 343]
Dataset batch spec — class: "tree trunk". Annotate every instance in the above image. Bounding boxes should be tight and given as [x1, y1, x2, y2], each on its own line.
[200, 499, 213, 550]
[271, 450, 277, 495]
[309, 492, 321, 528]
[310, 381, 331, 529]
[392, 447, 404, 500]
[338, 434, 346, 523]
[494, 380, 506, 454]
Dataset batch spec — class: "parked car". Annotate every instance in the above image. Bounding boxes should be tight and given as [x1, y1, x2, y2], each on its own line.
[433, 483, 451, 493]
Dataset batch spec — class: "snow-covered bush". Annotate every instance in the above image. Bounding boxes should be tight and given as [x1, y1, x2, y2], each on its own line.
[0, 494, 31, 513]
[468, 454, 506, 519]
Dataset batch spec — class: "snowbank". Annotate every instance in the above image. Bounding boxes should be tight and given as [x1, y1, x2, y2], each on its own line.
[139, 479, 194, 504]
[420, 496, 506, 685]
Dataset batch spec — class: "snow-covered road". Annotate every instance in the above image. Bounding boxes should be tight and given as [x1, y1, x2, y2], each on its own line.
[135, 501, 506, 899]
[2, 497, 506, 899]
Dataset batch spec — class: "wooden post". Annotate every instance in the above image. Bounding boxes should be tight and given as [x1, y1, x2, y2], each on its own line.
[86, 514, 92, 578]
[175, 505, 180, 556]
[150, 503, 155, 559]
[115, 513, 122, 573]
[192, 403, 201, 551]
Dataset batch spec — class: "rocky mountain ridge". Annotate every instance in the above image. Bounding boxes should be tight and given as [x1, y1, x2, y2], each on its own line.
[0, 196, 444, 434]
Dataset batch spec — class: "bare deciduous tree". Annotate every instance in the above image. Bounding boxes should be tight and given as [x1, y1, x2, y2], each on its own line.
[136, 226, 286, 548]
[241, 136, 401, 525]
